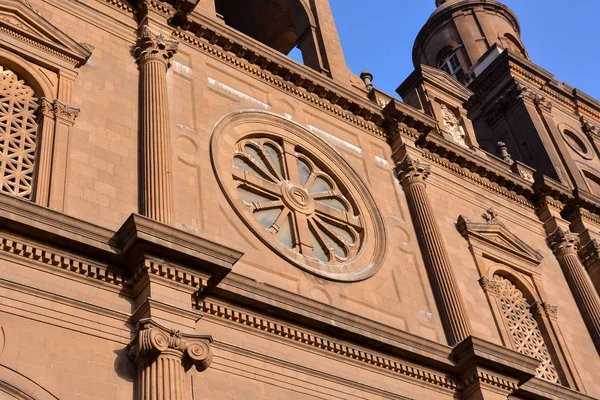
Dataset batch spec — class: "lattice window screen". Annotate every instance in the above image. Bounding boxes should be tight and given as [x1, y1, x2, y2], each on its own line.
[494, 274, 559, 383]
[0, 66, 39, 200]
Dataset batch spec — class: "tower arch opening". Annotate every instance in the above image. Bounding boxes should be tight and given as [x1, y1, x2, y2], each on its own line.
[215, 0, 323, 71]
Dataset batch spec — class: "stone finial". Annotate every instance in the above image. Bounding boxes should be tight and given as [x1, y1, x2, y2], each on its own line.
[360, 71, 374, 91]
[135, 26, 179, 67]
[548, 228, 580, 256]
[396, 154, 431, 187]
[496, 141, 513, 163]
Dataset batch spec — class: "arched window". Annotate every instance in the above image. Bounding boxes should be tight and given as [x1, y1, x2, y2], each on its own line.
[503, 34, 526, 57]
[493, 274, 559, 383]
[215, 0, 323, 71]
[0, 65, 39, 200]
[438, 49, 465, 81]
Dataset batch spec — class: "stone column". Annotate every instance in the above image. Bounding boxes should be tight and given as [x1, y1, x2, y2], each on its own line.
[127, 319, 212, 400]
[580, 239, 600, 297]
[135, 26, 178, 225]
[397, 155, 472, 346]
[549, 228, 600, 353]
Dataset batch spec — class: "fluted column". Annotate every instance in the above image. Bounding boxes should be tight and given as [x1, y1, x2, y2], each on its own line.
[580, 239, 600, 296]
[397, 155, 472, 346]
[127, 319, 212, 400]
[135, 26, 178, 225]
[549, 228, 600, 353]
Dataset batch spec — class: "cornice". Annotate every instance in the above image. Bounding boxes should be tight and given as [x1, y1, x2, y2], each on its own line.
[198, 298, 459, 392]
[516, 377, 599, 400]
[166, 12, 431, 141]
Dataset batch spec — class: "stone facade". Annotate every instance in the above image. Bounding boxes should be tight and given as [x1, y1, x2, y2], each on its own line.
[0, 0, 600, 399]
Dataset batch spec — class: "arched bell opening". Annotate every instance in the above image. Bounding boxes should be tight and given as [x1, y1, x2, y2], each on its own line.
[215, 0, 325, 72]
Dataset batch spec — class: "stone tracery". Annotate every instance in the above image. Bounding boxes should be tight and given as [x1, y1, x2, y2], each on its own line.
[493, 274, 559, 383]
[234, 136, 361, 263]
[0, 65, 38, 200]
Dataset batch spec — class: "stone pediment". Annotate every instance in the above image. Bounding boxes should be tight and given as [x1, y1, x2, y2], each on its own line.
[457, 215, 543, 267]
[419, 64, 474, 102]
[0, 0, 91, 67]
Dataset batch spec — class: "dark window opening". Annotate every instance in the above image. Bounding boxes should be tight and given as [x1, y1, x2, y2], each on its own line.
[439, 49, 465, 82]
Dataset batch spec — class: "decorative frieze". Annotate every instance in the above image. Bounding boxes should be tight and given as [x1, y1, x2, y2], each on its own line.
[198, 300, 458, 390]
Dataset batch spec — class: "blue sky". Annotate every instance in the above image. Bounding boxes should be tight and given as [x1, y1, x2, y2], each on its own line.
[329, 0, 600, 101]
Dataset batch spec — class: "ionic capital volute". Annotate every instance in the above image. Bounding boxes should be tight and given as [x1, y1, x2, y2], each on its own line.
[548, 228, 580, 256]
[135, 26, 179, 67]
[127, 319, 213, 371]
[395, 154, 431, 187]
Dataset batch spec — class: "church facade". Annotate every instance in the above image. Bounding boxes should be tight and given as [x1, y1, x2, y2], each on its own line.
[1, 0, 600, 398]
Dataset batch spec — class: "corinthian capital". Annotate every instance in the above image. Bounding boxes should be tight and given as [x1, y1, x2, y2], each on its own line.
[127, 319, 212, 371]
[135, 26, 179, 67]
[395, 154, 431, 187]
[39, 98, 80, 123]
[478, 276, 500, 297]
[548, 228, 580, 256]
[531, 301, 559, 320]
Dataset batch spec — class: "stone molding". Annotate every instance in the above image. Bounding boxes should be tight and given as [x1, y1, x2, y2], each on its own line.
[198, 299, 459, 391]
[0, 0, 92, 67]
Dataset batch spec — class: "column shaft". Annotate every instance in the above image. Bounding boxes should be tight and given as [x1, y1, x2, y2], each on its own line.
[557, 251, 600, 352]
[140, 59, 173, 224]
[137, 352, 187, 400]
[398, 155, 472, 346]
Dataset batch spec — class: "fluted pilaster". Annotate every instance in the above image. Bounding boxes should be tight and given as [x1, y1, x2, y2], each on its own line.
[549, 228, 600, 353]
[135, 26, 178, 225]
[580, 239, 600, 296]
[128, 320, 212, 400]
[397, 155, 472, 346]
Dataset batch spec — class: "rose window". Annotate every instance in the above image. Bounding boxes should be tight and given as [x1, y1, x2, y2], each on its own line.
[211, 112, 386, 281]
[234, 138, 361, 263]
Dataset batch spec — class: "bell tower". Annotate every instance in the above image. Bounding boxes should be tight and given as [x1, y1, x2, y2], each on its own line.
[414, 0, 527, 82]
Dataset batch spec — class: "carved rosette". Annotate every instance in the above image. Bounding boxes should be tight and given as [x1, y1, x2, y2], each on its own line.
[135, 26, 179, 67]
[127, 320, 213, 400]
[548, 228, 580, 257]
[396, 155, 431, 187]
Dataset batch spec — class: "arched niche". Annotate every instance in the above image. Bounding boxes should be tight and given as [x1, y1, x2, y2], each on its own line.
[0, 365, 59, 400]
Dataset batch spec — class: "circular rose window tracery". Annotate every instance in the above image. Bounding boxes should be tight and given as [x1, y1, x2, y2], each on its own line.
[211, 111, 386, 282]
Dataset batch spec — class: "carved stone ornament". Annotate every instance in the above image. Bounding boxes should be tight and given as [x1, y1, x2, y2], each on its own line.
[478, 276, 500, 297]
[39, 97, 80, 123]
[531, 301, 559, 320]
[127, 320, 212, 372]
[548, 227, 580, 256]
[396, 154, 431, 187]
[440, 104, 467, 147]
[135, 26, 179, 67]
